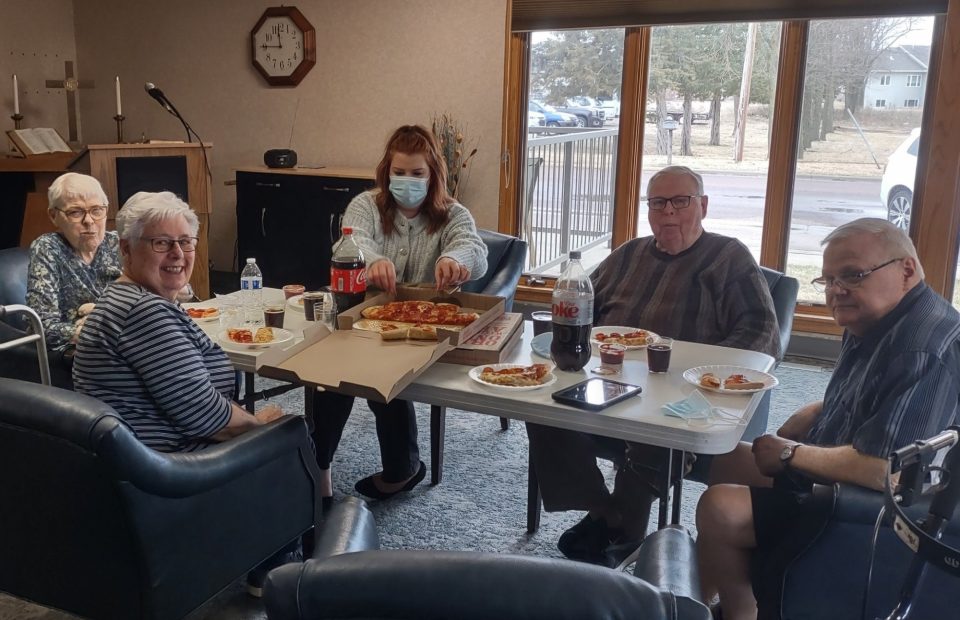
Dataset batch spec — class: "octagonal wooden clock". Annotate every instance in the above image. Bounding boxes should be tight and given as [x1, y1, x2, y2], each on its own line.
[251, 6, 316, 86]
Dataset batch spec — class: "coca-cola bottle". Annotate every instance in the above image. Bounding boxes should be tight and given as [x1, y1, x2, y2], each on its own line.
[550, 251, 594, 371]
[330, 226, 366, 312]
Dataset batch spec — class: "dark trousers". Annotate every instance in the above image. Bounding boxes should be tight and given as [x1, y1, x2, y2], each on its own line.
[525, 422, 686, 540]
[310, 390, 419, 483]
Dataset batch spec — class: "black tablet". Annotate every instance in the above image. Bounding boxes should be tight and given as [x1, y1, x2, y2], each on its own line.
[551, 378, 643, 411]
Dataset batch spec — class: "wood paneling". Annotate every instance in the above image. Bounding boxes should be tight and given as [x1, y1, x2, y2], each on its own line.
[511, 0, 945, 32]
[498, 30, 530, 236]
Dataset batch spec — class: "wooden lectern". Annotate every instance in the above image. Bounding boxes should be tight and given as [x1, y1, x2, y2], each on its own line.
[0, 152, 79, 250]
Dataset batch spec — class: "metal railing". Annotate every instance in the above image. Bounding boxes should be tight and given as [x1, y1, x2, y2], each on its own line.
[0, 305, 51, 386]
[524, 126, 619, 274]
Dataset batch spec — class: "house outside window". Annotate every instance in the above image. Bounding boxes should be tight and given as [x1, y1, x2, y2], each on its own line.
[907, 74, 922, 87]
[879, 74, 891, 85]
[904, 99, 919, 107]
[875, 99, 886, 107]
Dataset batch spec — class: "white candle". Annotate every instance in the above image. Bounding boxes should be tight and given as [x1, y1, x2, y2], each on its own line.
[13, 74, 19, 115]
[115, 76, 122, 116]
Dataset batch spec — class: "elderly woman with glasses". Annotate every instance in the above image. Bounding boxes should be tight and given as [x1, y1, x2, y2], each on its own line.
[73, 191, 283, 453]
[26, 172, 122, 356]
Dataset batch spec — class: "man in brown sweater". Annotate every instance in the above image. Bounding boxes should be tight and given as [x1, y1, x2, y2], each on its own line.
[526, 165, 781, 565]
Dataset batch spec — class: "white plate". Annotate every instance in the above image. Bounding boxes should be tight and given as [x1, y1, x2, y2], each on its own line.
[186, 308, 221, 322]
[682, 365, 779, 394]
[468, 363, 558, 391]
[217, 328, 294, 349]
[590, 326, 659, 350]
[531, 332, 553, 359]
[287, 294, 305, 312]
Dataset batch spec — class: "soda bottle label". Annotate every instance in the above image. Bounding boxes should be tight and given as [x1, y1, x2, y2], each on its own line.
[552, 298, 593, 326]
[331, 267, 367, 294]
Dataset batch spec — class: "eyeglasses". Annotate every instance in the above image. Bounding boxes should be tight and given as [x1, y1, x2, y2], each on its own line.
[56, 206, 108, 222]
[647, 195, 700, 211]
[811, 258, 903, 293]
[143, 237, 199, 253]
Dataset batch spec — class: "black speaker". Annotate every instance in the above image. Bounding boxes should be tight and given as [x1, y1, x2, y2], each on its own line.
[264, 149, 298, 168]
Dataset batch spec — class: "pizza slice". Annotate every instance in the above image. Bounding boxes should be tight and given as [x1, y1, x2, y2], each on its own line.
[227, 328, 253, 343]
[699, 373, 722, 389]
[723, 374, 765, 390]
[254, 327, 275, 343]
[409, 325, 438, 340]
[380, 324, 410, 341]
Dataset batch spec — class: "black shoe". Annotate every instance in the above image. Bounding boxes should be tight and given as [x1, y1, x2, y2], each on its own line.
[246, 544, 303, 598]
[557, 514, 625, 564]
[354, 461, 426, 500]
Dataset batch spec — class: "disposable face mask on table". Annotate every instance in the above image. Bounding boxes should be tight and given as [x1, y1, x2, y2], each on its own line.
[389, 175, 428, 209]
[662, 390, 744, 427]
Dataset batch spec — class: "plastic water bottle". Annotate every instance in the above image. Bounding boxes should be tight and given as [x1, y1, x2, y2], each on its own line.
[240, 257, 263, 324]
[330, 227, 366, 312]
[550, 251, 594, 371]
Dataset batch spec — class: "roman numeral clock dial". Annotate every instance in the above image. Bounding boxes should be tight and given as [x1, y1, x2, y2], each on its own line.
[251, 6, 316, 86]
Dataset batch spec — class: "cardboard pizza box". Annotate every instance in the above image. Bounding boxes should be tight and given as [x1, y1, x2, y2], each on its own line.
[257, 323, 453, 403]
[336, 285, 505, 346]
[439, 312, 523, 366]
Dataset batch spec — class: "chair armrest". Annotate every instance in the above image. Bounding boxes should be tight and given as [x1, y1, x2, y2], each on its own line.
[312, 496, 379, 558]
[98, 414, 314, 497]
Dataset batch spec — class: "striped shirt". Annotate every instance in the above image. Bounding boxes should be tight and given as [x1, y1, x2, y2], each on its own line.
[807, 283, 960, 457]
[73, 282, 234, 452]
[591, 233, 781, 359]
[343, 190, 488, 285]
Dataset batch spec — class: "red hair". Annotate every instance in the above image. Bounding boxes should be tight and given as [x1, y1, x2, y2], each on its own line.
[374, 125, 453, 236]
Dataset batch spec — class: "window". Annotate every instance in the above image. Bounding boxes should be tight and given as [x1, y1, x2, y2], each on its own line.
[875, 99, 886, 107]
[906, 74, 922, 87]
[904, 99, 919, 107]
[879, 74, 891, 85]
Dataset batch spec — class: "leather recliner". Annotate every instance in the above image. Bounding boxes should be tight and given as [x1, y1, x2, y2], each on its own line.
[263, 525, 711, 620]
[0, 377, 376, 620]
[0, 246, 73, 387]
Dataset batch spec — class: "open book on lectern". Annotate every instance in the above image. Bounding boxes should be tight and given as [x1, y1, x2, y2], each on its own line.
[6, 128, 74, 157]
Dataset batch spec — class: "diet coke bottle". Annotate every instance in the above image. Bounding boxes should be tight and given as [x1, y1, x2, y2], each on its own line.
[550, 251, 594, 371]
[330, 227, 366, 312]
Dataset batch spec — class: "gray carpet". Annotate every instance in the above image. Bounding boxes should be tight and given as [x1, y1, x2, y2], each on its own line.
[0, 358, 833, 619]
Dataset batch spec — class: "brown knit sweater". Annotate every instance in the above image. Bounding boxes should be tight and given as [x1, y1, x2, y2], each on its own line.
[591, 232, 781, 359]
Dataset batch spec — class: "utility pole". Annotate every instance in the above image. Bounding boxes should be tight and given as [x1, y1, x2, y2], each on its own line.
[734, 23, 758, 163]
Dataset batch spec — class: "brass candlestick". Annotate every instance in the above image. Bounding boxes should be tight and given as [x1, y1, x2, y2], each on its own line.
[11, 113, 23, 130]
[113, 114, 125, 143]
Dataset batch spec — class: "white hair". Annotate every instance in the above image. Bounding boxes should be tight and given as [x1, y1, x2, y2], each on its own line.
[115, 191, 199, 241]
[647, 165, 705, 196]
[822, 217, 924, 279]
[47, 172, 108, 211]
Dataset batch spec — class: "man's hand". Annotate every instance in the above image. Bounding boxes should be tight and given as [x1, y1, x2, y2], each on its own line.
[435, 257, 470, 290]
[752, 433, 797, 477]
[366, 259, 397, 294]
[254, 404, 284, 424]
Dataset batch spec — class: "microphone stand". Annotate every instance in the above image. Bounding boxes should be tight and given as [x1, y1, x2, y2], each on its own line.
[151, 89, 212, 180]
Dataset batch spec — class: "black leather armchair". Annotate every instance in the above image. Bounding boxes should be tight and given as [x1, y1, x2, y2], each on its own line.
[264, 526, 711, 620]
[0, 246, 72, 387]
[430, 229, 529, 483]
[759, 483, 960, 620]
[0, 377, 374, 620]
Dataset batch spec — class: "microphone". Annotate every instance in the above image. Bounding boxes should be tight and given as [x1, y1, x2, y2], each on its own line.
[144, 82, 176, 116]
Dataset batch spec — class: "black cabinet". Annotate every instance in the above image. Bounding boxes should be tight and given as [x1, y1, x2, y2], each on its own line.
[236, 169, 375, 290]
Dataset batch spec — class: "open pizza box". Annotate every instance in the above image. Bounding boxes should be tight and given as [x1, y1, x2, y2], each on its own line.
[257, 323, 454, 403]
[336, 285, 506, 346]
[438, 312, 524, 365]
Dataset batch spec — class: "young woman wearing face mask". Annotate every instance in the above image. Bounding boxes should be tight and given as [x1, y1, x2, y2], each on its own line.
[311, 124, 488, 504]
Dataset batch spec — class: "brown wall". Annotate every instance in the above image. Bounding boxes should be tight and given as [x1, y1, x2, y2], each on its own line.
[4, 0, 507, 272]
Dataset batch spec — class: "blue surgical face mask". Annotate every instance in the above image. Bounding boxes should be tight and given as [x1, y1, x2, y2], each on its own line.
[389, 175, 428, 209]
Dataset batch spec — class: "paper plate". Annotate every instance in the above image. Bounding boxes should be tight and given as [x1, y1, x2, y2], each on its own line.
[682, 365, 779, 394]
[531, 332, 553, 360]
[217, 328, 294, 349]
[590, 326, 659, 350]
[467, 363, 557, 391]
[287, 294, 306, 312]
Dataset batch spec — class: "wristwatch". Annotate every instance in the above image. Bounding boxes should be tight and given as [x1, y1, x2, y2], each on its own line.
[780, 443, 800, 468]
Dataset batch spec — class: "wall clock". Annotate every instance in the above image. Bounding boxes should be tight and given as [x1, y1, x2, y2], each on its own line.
[251, 6, 316, 86]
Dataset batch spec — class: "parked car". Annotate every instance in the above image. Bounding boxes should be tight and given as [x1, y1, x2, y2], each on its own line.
[529, 101, 577, 127]
[556, 97, 605, 128]
[596, 96, 620, 120]
[880, 127, 920, 230]
[645, 101, 712, 124]
[527, 110, 546, 128]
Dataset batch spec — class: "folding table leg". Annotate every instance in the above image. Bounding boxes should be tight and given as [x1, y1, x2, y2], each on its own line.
[500, 417, 509, 430]
[243, 371, 256, 412]
[527, 452, 542, 533]
[430, 405, 445, 485]
[671, 451, 685, 525]
[657, 448, 674, 529]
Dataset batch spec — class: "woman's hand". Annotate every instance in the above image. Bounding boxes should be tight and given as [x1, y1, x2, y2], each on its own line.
[366, 259, 397, 293]
[436, 257, 470, 290]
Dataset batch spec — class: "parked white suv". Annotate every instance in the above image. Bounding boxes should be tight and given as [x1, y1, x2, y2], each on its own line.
[880, 127, 920, 230]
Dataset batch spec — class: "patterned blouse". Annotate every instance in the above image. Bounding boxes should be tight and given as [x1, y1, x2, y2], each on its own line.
[26, 231, 122, 352]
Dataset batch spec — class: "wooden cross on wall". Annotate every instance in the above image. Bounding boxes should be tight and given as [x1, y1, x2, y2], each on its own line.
[44, 60, 94, 142]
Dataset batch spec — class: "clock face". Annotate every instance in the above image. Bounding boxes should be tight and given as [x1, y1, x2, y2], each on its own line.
[251, 6, 316, 86]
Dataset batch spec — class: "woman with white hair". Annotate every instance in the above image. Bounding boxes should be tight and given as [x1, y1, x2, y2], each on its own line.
[73, 191, 282, 453]
[26, 172, 122, 357]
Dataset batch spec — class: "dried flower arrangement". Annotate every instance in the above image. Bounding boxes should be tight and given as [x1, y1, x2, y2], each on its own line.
[431, 113, 478, 200]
